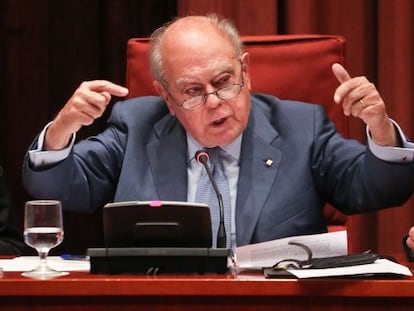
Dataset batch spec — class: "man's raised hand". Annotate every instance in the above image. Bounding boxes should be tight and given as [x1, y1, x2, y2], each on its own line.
[45, 80, 129, 150]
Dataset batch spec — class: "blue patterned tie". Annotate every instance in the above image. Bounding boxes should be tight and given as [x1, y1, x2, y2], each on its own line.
[195, 147, 232, 248]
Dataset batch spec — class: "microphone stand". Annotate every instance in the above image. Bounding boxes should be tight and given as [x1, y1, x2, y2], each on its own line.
[195, 150, 227, 248]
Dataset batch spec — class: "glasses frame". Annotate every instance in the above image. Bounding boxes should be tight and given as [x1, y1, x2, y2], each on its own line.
[271, 242, 313, 270]
[270, 242, 377, 271]
[163, 60, 245, 110]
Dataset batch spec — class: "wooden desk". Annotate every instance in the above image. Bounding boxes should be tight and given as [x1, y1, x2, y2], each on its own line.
[1, 262, 414, 310]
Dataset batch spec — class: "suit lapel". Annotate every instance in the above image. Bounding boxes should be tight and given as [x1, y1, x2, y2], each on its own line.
[145, 101, 282, 246]
[236, 104, 282, 246]
[147, 116, 188, 201]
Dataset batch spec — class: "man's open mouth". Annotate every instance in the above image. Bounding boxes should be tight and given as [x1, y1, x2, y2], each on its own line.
[212, 117, 226, 126]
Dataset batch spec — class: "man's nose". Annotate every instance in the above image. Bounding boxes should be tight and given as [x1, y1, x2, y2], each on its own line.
[204, 89, 222, 108]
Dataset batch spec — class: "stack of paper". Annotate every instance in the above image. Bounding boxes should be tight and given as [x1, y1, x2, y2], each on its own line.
[0, 256, 90, 272]
[235, 231, 412, 278]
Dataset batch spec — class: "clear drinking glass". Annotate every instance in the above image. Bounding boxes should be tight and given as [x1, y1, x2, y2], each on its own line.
[22, 200, 69, 279]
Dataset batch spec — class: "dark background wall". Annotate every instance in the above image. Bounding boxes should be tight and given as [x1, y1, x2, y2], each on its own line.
[0, 0, 177, 254]
[1, 0, 413, 255]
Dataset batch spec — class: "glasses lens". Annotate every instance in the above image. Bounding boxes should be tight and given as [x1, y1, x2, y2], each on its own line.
[181, 83, 244, 110]
[217, 84, 242, 99]
[273, 259, 302, 270]
[182, 95, 205, 110]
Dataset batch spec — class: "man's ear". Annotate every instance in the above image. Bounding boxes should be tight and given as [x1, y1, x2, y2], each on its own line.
[241, 52, 251, 90]
[153, 80, 176, 116]
[153, 80, 166, 97]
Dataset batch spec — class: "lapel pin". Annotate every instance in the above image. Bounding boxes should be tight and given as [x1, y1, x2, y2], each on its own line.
[265, 159, 273, 167]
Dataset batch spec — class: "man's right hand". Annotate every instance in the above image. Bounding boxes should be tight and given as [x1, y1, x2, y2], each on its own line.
[45, 80, 129, 150]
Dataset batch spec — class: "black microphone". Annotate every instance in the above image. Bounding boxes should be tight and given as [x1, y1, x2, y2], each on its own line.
[195, 149, 227, 249]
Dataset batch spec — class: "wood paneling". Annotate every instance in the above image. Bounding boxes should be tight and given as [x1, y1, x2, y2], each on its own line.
[0, 0, 176, 254]
[177, 0, 277, 34]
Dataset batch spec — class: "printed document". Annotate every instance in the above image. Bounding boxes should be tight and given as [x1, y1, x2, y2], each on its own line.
[235, 231, 412, 278]
[236, 230, 347, 269]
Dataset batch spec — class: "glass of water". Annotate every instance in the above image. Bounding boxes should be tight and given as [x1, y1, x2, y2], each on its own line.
[22, 200, 68, 279]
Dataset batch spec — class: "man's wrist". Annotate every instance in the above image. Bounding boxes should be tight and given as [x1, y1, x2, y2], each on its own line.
[44, 121, 73, 151]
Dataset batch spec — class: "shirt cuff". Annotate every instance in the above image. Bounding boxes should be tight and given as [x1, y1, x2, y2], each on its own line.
[28, 122, 76, 167]
[367, 119, 414, 163]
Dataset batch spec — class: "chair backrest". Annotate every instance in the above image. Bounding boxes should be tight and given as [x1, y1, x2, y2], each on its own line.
[126, 34, 348, 232]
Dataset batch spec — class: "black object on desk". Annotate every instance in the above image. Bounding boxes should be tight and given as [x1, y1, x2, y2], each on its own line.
[87, 200, 232, 274]
[88, 247, 232, 274]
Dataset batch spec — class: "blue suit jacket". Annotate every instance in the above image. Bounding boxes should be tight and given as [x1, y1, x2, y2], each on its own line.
[23, 94, 414, 246]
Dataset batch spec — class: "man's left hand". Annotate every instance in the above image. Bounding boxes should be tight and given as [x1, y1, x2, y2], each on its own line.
[332, 63, 397, 146]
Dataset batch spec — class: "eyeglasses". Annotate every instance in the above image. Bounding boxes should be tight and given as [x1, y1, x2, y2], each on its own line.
[270, 242, 377, 271]
[164, 62, 245, 110]
[271, 242, 313, 270]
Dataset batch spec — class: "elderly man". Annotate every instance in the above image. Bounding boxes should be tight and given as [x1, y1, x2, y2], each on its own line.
[23, 14, 414, 249]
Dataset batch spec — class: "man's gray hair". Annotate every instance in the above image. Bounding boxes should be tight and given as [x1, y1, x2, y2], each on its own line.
[149, 14, 243, 86]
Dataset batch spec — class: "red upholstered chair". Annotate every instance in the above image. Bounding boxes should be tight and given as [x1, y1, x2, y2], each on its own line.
[126, 35, 350, 242]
